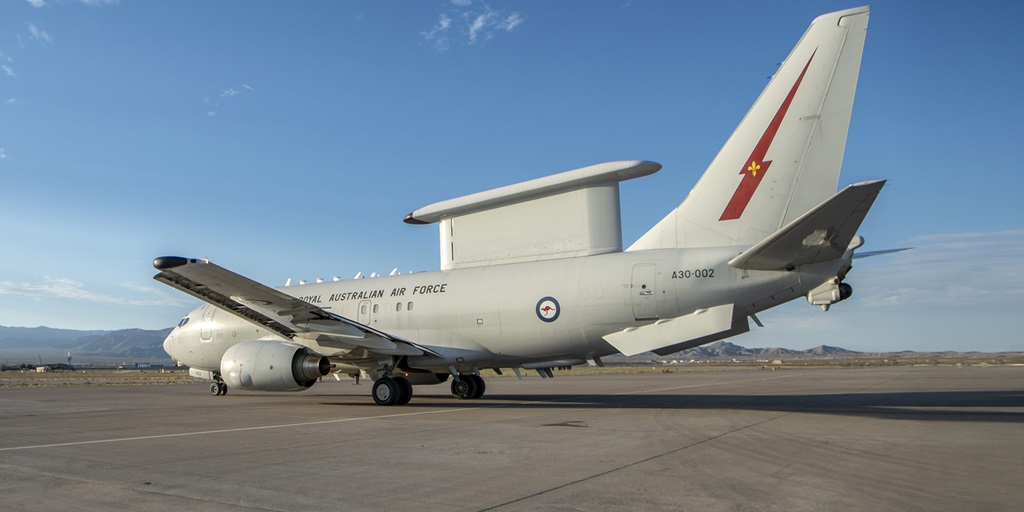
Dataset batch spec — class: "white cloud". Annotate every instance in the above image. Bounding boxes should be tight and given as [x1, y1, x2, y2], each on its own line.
[497, 12, 525, 32]
[421, 13, 453, 52]
[739, 229, 1024, 352]
[0, 276, 189, 307]
[204, 83, 253, 117]
[0, 148, 7, 159]
[853, 230, 1024, 309]
[27, 23, 53, 45]
[422, 5, 525, 51]
[2, 65, 15, 78]
[26, 0, 47, 8]
[468, 12, 493, 44]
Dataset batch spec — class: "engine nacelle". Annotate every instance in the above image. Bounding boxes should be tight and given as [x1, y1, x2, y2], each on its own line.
[221, 340, 331, 392]
[807, 280, 853, 310]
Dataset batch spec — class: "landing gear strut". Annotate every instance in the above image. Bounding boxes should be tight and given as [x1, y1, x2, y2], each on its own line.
[372, 376, 412, 406]
[210, 376, 228, 396]
[451, 374, 486, 400]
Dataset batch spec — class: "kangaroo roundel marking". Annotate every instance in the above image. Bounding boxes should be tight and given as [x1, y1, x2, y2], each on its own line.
[536, 297, 560, 323]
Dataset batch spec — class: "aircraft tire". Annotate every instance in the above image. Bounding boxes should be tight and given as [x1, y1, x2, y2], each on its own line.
[218, 381, 228, 396]
[372, 377, 400, 406]
[210, 382, 221, 396]
[451, 376, 478, 400]
[469, 375, 486, 399]
[394, 376, 413, 405]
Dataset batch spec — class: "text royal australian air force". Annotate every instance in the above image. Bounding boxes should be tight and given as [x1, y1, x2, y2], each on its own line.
[297, 283, 449, 305]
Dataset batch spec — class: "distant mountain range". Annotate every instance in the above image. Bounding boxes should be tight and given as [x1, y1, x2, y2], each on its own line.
[2, 325, 860, 361]
[673, 341, 860, 359]
[0, 325, 1010, 362]
[0, 326, 172, 359]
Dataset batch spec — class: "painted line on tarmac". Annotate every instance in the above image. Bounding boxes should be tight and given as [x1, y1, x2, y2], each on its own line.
[0, 373, 796, 452]
[0, 407, 486, 452]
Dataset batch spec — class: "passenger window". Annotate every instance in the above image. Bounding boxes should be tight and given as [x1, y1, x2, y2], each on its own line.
[360, 304, 367, 315]
[407, 302, 414, 311]
[373, 304, 379, 314]
[396, 302, 403, 312]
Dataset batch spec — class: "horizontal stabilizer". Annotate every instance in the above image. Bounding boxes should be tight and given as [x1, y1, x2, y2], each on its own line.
[603, 304, 734, 357]
[853, 247, 913, 259]
[728, 180, 885, 271]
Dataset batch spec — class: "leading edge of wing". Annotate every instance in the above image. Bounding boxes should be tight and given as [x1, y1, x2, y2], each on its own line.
[152, 257, 442, 358]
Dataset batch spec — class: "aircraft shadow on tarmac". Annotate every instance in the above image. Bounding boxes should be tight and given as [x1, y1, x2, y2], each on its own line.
[318, 390, 1024, 423]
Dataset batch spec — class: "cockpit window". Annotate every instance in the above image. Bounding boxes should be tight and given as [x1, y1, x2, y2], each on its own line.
[177, 317, 190, 327]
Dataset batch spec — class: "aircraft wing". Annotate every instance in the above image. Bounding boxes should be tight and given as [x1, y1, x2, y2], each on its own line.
[152, 257, 441, 358]
[728, 180, 885, 271]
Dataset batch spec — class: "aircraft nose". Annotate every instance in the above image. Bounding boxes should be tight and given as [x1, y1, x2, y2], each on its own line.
[163, 329, 178, 363]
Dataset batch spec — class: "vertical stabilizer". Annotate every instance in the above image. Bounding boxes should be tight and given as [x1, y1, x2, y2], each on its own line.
[630, 7, 869, 251]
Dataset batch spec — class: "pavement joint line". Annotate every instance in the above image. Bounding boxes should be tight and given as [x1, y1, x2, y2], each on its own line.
[0, 373, 797, 453]
[477, 410, 793, 512]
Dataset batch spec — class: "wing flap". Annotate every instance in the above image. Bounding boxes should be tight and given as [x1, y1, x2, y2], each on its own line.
[603, 304, 734, 357]
[728, 180, 885, 271]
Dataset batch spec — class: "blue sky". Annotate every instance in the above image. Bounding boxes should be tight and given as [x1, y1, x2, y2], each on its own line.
[0, 0, 1020, 352]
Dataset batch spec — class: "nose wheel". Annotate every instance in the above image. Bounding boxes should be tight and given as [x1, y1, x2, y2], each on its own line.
[210, 378, 228, 396]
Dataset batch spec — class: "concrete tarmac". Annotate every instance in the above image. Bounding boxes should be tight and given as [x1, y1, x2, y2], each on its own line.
[1, 366, 1021, 511]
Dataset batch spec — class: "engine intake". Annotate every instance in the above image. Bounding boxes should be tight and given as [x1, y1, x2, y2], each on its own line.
[221, 340, 331, 392]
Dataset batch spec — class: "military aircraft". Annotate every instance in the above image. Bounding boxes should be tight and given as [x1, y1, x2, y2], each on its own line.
[156, 7, 880, 405]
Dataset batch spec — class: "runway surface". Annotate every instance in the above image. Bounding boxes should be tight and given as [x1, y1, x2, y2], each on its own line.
[1, 366, 1021, 511]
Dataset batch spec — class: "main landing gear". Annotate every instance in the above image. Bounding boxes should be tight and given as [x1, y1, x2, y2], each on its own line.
[372, 376, 413, 406]
[210, 375, 228, 396]
[451, 374, 486, 400]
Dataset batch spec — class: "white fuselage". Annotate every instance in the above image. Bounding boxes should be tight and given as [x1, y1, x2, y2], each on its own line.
[163, 247, 841, 374]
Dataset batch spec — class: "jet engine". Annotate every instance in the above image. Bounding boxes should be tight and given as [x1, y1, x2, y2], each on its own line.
[807, 279, 853, 311]
[221, 340, 331, 392]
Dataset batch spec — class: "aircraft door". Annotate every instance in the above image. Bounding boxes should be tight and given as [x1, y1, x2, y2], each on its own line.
[200, 305, 215, 342]
[631, 263, 658, 320]
[357, 300, 372, 325]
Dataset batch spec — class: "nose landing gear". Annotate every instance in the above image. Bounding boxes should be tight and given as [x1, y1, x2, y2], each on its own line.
[210, 376, 228, 396]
